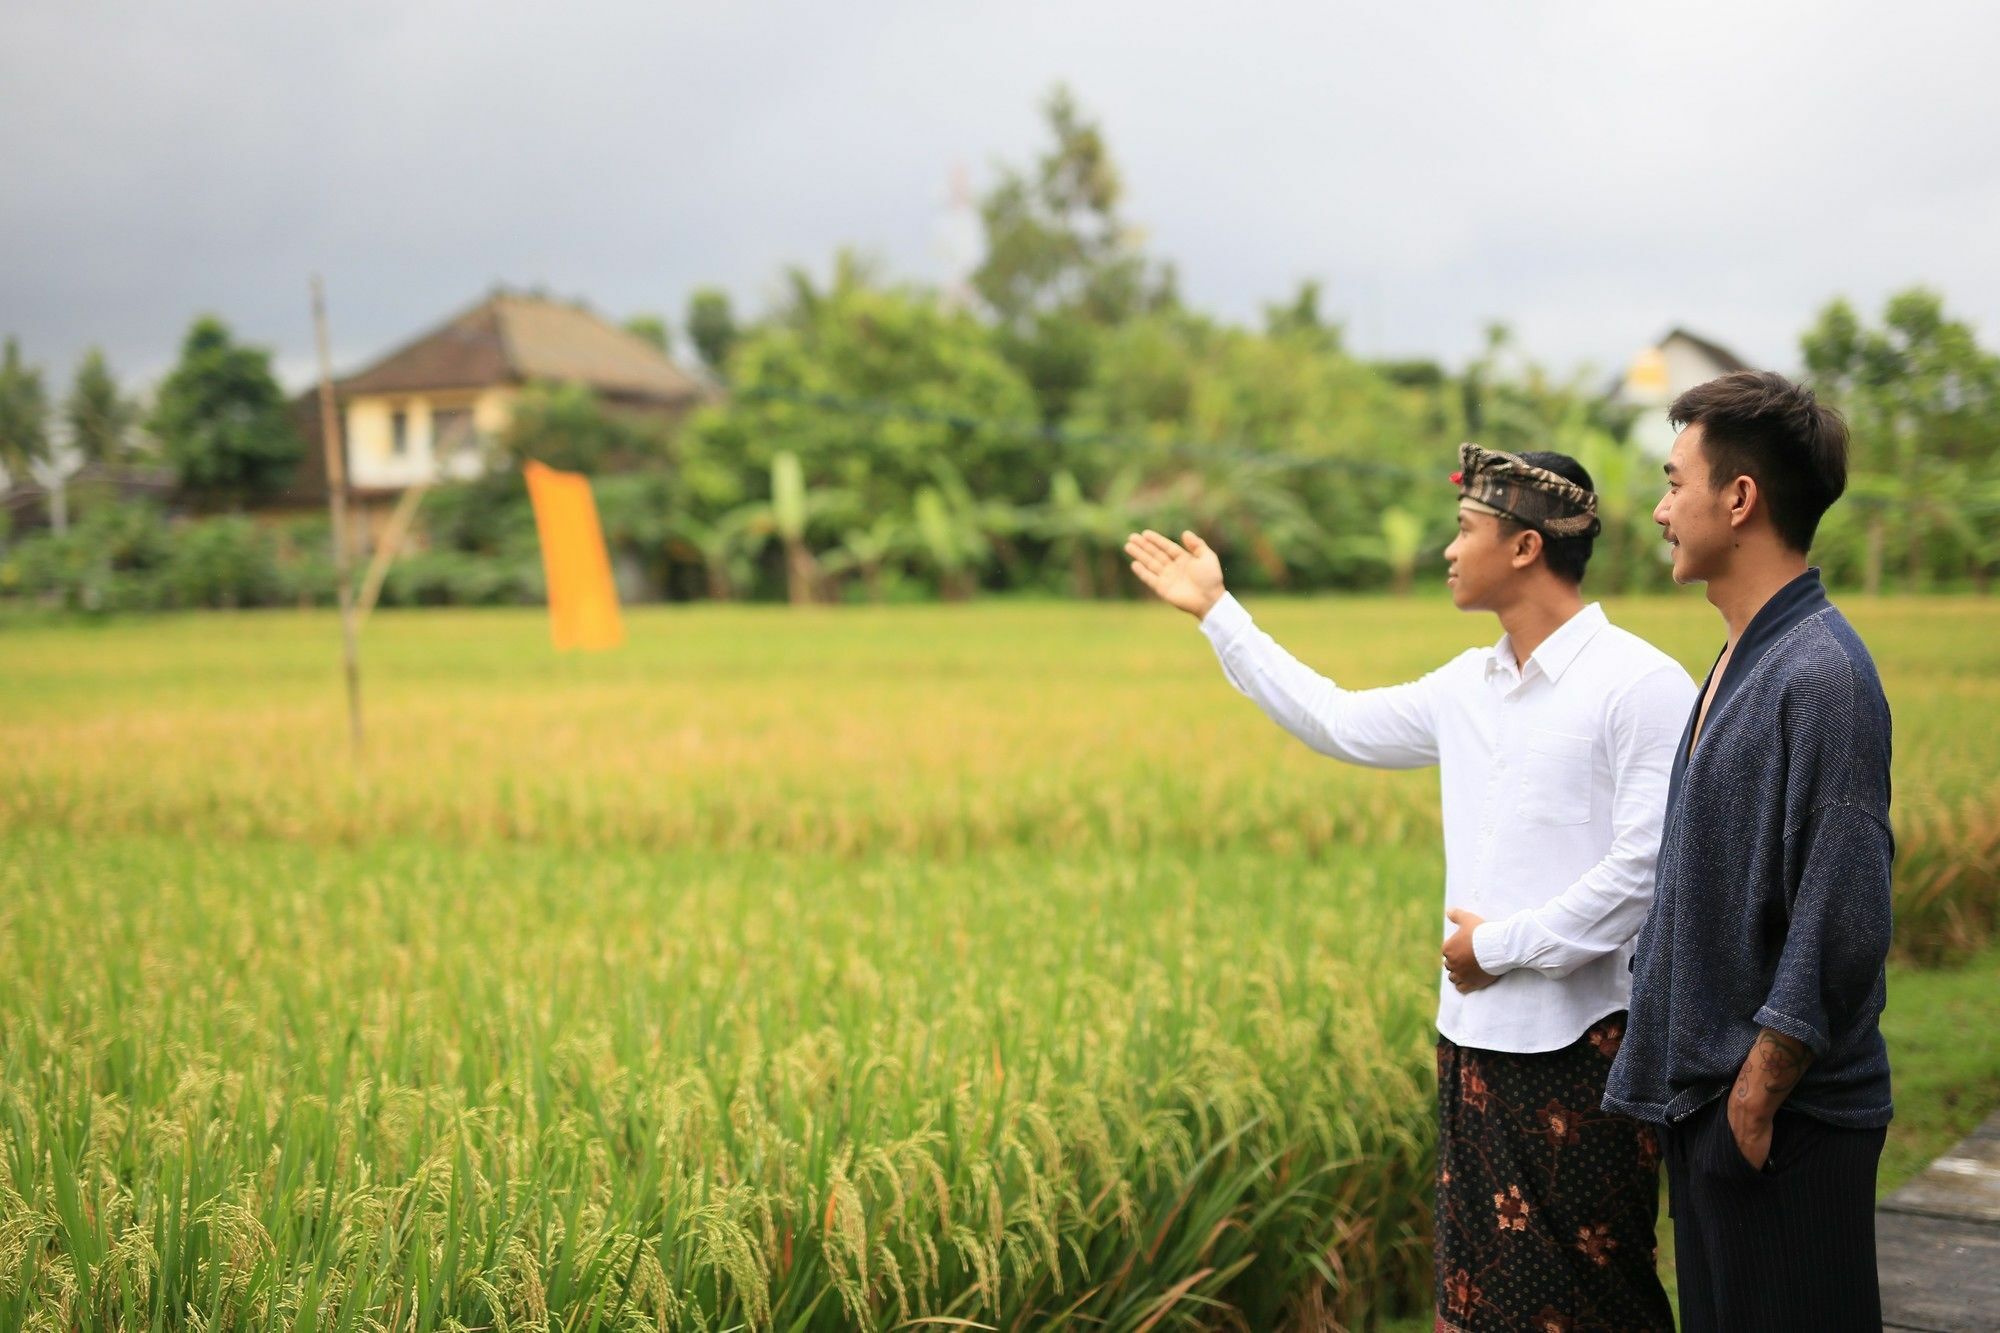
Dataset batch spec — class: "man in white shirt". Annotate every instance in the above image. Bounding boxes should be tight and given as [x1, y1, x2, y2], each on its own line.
[1125, 445, 1694, 1332]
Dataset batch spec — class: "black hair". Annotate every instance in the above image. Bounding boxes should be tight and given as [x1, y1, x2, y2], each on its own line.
[1668, 371, 1849, 553]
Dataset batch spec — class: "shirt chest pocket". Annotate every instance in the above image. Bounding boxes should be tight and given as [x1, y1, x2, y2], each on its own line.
[1519, 728, 1595, 826]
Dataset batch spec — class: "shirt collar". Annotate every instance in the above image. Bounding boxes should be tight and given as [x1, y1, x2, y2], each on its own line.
[1489, 603, 1608, 684]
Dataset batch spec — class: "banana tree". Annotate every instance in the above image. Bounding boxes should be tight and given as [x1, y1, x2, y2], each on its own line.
[926, 457, 1027, 585]
[724, 451, 854, 604]
[1031, 466, 1142, 597]
[822, 512, 907, 602]
[770, 450, 818, 604]
[1380, 506, 1425, 596]
[910, 485, 989, 600]
[664, 510, 757, 602]
[1175, 454, 1332, 588]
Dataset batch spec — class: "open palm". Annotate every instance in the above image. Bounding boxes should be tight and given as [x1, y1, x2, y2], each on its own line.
[1124, 529, 1226, 618]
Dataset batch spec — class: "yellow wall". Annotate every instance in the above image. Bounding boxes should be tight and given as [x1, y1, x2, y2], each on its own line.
[345, 387, 519, 489]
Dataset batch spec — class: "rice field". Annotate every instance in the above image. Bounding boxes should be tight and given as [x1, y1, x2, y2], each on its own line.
[2, 594, 1996, 1330]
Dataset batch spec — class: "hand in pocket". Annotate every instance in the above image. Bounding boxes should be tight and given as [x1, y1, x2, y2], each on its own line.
[1725, 1095, 1773, 1172]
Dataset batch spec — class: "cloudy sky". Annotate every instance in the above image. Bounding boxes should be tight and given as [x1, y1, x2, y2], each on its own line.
[4, 0, 1996, 395]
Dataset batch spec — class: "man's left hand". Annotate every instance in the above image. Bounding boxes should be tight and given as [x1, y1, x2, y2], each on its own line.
[1442, 907, 1499, 993]
[1725, 1029, 1812, 1171]
[1726, 1097, 1775, 1171]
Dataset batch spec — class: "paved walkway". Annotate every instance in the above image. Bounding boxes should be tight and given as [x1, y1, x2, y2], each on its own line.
[1880, 1109, 2000, 1331]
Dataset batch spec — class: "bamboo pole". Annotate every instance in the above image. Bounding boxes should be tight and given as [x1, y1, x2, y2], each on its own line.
[312, 276, 364, 756]
[354, 481, 428, 629]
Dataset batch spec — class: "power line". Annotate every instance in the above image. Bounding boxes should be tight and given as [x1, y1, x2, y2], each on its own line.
[728, 382, 1438, 483]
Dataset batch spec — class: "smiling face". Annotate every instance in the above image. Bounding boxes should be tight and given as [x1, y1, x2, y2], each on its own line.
[1654, 423, 1739, 585]
[1443, 503, 1525, 611]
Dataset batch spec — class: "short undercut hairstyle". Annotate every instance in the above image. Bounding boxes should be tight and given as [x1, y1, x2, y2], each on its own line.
[1669, 371, 1850, 553]
[1494, 450, 1595, 585]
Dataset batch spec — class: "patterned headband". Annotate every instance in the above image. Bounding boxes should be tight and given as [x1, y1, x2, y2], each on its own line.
[1451, 442, 1602, 539]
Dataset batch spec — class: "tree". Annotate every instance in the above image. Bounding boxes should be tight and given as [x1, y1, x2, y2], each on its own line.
[0, 337, 50, 485]
[498, 378, 664, 472]
[1030, 466, 1142, 597]
[686, 289, 739, 375]
[822, 512, 907, 602]
[622, 314, 670, 354]
[1263, 279, 1343, 353]
[1558, 413, 1658, 594]
[1378, 506, 1425, 596]
[973, 85, 1174, 423]
[686, 275, 1040, 526]
[974, 85, 1156, 329]
[1803, 289, 2000, 591]
[149, 317, 303, 508]
[910, 482, 991, 601]
[767, 450, 822, 604]
[66, 348, 138, 467]
[1174, 452, 1334, 589]
[663, 509, 759, 602]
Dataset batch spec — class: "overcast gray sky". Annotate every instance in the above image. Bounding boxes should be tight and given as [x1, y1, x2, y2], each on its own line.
[4, 0, 1996, 395]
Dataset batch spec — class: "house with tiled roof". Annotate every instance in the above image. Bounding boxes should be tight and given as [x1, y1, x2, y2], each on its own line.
[289, 290, 710, 501]
[1611, 328, 1752, 456]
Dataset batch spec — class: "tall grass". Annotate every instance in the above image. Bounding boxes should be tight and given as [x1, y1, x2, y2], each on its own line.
[0, 595, 1994, 1327]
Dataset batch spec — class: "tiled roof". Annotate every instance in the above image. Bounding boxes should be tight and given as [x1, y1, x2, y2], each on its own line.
[338, 292, 706, 404]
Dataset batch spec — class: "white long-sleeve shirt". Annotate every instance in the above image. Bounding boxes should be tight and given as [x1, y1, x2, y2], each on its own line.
[1199, 594, 1697, 1054]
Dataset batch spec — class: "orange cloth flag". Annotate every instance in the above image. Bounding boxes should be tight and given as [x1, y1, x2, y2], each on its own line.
[522, 460, 625, 652]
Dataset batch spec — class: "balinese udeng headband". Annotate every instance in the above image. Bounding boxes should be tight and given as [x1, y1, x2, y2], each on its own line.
[1451, 442, 1602, 539]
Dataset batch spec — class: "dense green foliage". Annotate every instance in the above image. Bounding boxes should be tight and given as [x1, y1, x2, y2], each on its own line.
[64, 348, 139, 467]
[147, 317, 304, 509]
[0, 336, 52, 480]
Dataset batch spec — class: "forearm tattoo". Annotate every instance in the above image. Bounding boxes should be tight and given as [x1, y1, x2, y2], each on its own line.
[1733, 1029, 1814, 1106]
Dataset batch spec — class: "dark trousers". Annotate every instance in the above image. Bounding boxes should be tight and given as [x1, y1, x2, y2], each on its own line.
[1663, 1096, 1886, 1332]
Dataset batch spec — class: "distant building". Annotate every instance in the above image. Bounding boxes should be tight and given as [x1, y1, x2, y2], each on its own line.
[1611, 328, 1750, 456]
[287, 290, 710, 505]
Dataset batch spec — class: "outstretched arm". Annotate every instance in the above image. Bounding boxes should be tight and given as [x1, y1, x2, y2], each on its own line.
[1126, 528, 1443, 770]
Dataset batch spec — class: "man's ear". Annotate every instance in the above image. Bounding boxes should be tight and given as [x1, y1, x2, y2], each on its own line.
[1511, 527, 1544, 571]
[1727, 475, 1760, 531]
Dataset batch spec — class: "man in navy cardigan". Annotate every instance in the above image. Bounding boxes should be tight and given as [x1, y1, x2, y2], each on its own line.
[1605, 370, 1894, 1331]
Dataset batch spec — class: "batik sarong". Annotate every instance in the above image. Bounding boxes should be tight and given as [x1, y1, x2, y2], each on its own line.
[1433, 1013, 1672, 1333]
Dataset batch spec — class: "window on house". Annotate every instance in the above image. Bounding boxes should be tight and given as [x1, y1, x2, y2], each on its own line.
[432, 408, 476, 457]
[390, 409, 409, 456]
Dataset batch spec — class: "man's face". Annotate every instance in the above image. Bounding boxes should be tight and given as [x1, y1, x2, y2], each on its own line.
[1655, 424, 1732, 585]
[1443, 503, 1517, 611]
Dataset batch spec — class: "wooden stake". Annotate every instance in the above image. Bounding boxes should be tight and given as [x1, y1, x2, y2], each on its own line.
[354, 481, 428, 629]
[312, 276, 364, 756]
